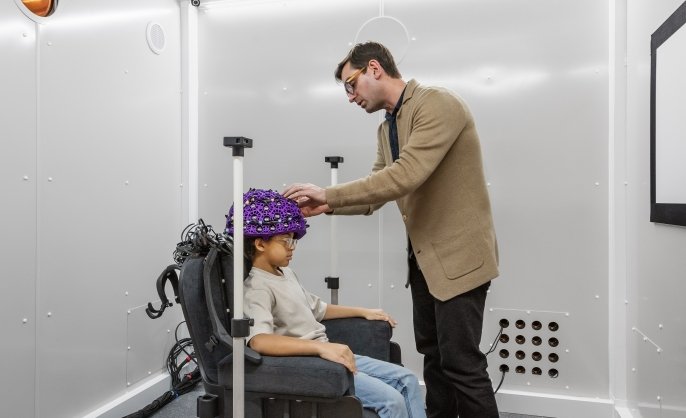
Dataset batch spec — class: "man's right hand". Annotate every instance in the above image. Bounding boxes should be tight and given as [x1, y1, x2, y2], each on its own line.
[317, 342, 356, 373]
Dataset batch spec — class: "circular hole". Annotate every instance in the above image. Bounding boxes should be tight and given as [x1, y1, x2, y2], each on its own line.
[499, 334, 510, 344]
[515, 319, 526, 329]
[531, 336, 542, 346]
[548, 368, 559, 378]
[515, 350, 526, 360]
[548, 322, 559, 332]
[515, 335, 526, 345]
[548, 353, 559, 363]
[499, 318, 510, 328]
[499, 364, 510, 373]
[515, 366, 526, 374]
[531, 320, 542, 330]
[531, 352, 542, 361]
[548, 337, 559, 347]
[499, 349, 509, 359]
[532, 367, 542, 375]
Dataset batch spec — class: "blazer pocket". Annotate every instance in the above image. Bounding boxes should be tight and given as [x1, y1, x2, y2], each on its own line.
[431, 236, 484, 280]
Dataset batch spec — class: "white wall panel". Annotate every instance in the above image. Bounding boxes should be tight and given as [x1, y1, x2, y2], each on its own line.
[0, 2, 38, 417]
[626, 2, 686, 416]
[199, 0, 610, 404]
[197, 0, 383, 306]
[15, 1, 186, 416]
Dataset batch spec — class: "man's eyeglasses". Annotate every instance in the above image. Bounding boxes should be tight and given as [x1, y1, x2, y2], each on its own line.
[344, 65, 368, 95]
[277, 236, 298, 249]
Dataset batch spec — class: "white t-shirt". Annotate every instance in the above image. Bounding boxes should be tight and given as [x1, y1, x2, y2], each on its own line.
[244, 266, 328, 343]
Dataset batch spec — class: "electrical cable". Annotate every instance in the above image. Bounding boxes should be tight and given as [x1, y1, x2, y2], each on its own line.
[121, 322, 201, 418]
[494, 369, 507, 394]
[483, 326, 507, 395]
[484, 326, 503, 356]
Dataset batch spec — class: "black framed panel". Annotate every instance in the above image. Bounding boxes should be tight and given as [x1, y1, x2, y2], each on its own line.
[650, 1, 686, 227]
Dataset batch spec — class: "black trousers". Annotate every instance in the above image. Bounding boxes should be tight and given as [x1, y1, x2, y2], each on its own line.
[408, 257, 499, 418]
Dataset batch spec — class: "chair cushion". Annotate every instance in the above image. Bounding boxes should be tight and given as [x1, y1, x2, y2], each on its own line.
[218, 354, 355, 399]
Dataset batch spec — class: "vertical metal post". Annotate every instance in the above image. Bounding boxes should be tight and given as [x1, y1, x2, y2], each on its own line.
[324, 156, 343, 305]
[224, 136, 253, 418]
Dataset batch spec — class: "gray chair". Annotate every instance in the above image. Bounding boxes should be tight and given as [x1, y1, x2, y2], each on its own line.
[178, 246, 401, 418]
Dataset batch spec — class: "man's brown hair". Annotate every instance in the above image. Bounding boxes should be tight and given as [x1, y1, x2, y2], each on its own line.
[335, 41, 401, 81]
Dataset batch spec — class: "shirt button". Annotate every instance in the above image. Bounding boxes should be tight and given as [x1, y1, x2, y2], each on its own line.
[402, 215, 407, 221]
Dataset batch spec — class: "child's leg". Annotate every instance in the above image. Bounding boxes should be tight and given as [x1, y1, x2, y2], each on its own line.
[354, 355, 426, 418]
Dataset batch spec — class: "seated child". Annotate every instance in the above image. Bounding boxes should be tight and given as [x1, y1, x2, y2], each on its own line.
[226, 188, 426, 418]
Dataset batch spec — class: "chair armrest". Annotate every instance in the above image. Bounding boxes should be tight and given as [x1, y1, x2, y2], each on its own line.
[218, 354, 355, 399]
[322, 318, 392, 362]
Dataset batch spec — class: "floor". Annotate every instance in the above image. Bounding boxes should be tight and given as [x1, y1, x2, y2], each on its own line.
[147, 385, 553, 418]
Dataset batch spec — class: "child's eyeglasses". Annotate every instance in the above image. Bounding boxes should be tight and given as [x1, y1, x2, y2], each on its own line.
[344, 65, 368, 95]
[277, 237, 298, 249]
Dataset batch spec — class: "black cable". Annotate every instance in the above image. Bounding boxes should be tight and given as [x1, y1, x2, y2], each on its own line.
[121, 322, 201, 418]
[174, 321, 197, 365]
[484, 326, 503, 356]
[494, 369, 507, 394]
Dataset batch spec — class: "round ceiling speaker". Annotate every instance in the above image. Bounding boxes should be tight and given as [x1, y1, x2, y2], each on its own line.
[146, 22, 166, 55]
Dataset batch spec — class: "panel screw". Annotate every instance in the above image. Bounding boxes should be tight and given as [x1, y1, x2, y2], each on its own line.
[127, 346, 131, 350]
[47, 177, 53, 182]
[47, 312, 52, 317]
[22, 318, 28, 324]
[127, 310, 131, 315]
[23, 176, 29, 181]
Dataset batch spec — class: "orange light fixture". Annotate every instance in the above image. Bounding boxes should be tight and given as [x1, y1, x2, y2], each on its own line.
[22, 0, 55, 17]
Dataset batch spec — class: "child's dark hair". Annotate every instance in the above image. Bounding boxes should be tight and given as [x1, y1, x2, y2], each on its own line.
[244, 237, 258, 263]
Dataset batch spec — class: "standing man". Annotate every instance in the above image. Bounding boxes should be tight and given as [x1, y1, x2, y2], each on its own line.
[284, 41, 499, 418]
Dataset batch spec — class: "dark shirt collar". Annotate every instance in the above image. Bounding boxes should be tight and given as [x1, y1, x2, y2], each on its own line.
[385, 85, 407, 121]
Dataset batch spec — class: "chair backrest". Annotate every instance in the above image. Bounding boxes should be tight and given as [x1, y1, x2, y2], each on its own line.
[178, 249, 235, 384]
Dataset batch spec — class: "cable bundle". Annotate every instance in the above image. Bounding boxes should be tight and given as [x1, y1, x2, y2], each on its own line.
[122, 322, 201, 418]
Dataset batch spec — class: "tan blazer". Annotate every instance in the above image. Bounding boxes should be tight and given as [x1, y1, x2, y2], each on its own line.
[327, 79, 499, 301]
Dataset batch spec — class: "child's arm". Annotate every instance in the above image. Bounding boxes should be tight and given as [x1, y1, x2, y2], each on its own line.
[322, 304, 398, 327]
[249, 334, 357, 373]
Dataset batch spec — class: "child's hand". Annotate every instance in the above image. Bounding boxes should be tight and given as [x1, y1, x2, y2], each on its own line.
[318, 342, 357, 373]
[364, 308, 398, 328]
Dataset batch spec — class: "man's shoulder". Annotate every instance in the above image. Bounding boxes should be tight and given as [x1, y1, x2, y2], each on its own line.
[410, 80, 460, 102]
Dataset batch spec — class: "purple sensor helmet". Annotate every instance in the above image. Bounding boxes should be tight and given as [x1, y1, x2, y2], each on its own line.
[226, 188, 308, 240]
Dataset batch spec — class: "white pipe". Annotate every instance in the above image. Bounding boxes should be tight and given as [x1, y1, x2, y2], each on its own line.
[330, 167, 338, 278]
[180, 1, 199, 224]
[232, 156, 244, 418]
